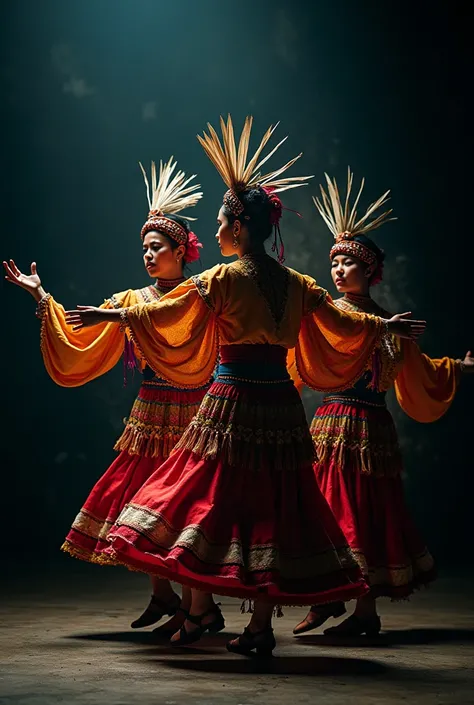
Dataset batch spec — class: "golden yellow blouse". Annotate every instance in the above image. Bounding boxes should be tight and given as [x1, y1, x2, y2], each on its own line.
[120, 255, 386, 391]
[324, 296, 461, 423]
[38, 285, 161, 387]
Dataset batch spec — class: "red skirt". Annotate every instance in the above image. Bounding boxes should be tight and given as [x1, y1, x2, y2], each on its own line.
[61, 379, 208, 564]
[312, 399, 436, 599]
[106, 345, 369, 605]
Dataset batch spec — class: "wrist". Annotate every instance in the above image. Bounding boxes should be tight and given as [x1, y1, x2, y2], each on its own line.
[32, 286, 47, 303]
[35, 292, 51, 320]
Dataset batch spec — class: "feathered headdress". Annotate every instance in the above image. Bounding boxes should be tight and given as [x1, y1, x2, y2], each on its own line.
[140, 157, 203, 262]
[197, 115, 312, 261]
[198, 115, 311, 213]
[314, 168, 395, 276]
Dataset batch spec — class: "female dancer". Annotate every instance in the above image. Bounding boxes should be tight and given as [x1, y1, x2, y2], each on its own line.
[293, 170, 473, 637]
[3, 158, 213, 632]
[63, 117, 426, 656]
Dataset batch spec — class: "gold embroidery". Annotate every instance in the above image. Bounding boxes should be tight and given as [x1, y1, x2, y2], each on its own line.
[311, 405, 402, 477]
[114, 386, 205, 458]
[192, 275, 214, 311]
[352, 547, 435, 589]
[137, 285, 162, 304]
[115, 503, 360, 579]
[336, 297, 404, 392]
[231, 254, 290, 329]
[174, 388, 315, 471]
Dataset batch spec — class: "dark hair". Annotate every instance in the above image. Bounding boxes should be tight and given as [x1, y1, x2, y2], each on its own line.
[354, 234, 385, 285]
[222, 187, 273, 247]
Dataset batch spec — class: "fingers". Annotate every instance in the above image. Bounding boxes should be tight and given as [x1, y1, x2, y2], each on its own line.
[65, 311, 83, 326]
[3, 261, 19, 284]
[398, 311, 413, 319]
[31, 262, 37, 275]
[65, 315, 83, 324]
[10, 259, 21, 276]
[72, 324, 84, 332]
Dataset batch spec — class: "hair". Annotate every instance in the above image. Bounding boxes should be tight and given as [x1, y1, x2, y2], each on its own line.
[222, 187, 273, 247]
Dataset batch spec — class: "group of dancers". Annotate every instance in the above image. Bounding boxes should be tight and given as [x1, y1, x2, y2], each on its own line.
[4, 115, 472, 658]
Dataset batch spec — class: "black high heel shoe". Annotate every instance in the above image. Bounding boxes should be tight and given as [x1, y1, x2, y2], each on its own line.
[170, 603, 225, 646]
[293, 601, 346, 635]
[324, 613, 381, 637]
[152, 607, 189, 637]
[226, 626, 276, 658]
[131, 592, 180, 629]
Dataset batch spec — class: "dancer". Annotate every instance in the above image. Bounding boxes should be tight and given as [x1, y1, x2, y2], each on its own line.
[3, 158, 213, 632]
[292, 170, 473, 637]
[63, 117, 426, 656]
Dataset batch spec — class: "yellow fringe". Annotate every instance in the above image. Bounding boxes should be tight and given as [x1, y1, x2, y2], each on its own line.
[60, 540, 120, 566]
[311, 411, 402, 477]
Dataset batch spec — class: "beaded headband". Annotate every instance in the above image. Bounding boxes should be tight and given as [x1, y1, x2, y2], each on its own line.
[223, 188, 245, 216]
[141, 213, 188, 244]
[329, 236, 377, 266]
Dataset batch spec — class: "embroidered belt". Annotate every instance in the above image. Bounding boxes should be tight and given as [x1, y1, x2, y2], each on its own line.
[322, 395, 387, 409]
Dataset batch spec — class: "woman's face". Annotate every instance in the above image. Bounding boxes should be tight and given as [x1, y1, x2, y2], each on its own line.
[215, 207, 238, 257]
[142, 231, 183, 278]
[331, 254, 373, 294]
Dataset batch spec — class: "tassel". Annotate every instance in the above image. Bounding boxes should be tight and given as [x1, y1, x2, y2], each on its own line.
[240, 599, 254, 614]
[123, 335, 138, 387]
[273, 605, 284, 618]
[271, 224, 286, 264]
[368, 349, 380, 391]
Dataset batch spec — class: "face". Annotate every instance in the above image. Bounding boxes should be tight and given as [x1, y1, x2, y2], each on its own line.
[216, 207, 240, 257]
[331, 254, 374, 294]
[142, 231, 184, 278]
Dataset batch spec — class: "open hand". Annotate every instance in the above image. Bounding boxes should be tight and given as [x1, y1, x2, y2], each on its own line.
[65, 306, 106, 331]
[3, 259, 45, 300]
[386, 312, 426, 340]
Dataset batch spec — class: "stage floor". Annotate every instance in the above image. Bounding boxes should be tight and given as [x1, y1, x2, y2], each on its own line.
[2, 558, 473, 705]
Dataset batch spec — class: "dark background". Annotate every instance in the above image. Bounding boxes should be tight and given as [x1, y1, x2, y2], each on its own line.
[1, 0, 472, 569]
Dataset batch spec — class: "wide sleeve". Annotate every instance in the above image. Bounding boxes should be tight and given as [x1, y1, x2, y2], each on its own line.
[394, 340, 461, 422]
[121, 269, 222, 388]
[294, 276, 386, 392]
[37, 289, 136, 387]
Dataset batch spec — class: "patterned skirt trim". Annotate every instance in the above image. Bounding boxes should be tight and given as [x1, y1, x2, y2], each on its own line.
[106, 369, 369, 605]
[174, 380, 316, 472]
[311, 400, 402, 477]
[353, 547, 437, 599]
[114, 380, 207, 458]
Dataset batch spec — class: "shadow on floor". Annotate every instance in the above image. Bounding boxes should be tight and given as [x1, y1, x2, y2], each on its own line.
[63, 629, 240, 645]
[295, 627, 474, 648]
[152, 654, 389, 676]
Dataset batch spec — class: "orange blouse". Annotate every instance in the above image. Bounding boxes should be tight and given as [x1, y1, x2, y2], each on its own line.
[37, 286, 160, 387]
[120, 255, 387, 391]
[304, 295, 461, 423]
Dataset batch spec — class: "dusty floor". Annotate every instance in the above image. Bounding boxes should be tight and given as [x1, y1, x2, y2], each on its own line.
[1, 559, 474, 705]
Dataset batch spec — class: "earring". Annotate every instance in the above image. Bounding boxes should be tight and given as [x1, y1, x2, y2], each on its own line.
[232, 232, 239, 248]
